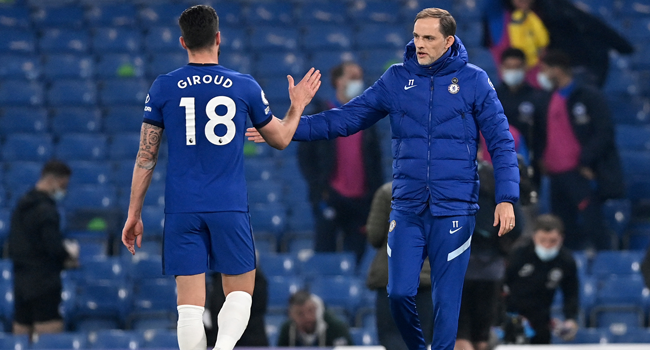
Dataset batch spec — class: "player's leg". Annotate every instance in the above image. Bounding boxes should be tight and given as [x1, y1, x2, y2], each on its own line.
[32, 290, 64, 335]
[387, 209, 428, 350]
[12, 293, 33, 337]
[163, 213, 210, 350]
[470, 281, 499, 350]
[207, 212, 257, 350]
[426, 214, 474, 350]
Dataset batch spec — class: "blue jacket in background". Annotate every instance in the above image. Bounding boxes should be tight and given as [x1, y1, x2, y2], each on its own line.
[293, 37, 520, 216]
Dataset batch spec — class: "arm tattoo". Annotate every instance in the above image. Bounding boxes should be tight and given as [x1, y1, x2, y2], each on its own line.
[136, 123, 163, 170]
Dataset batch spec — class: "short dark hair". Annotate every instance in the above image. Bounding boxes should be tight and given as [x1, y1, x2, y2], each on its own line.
[178, 5, 219, 51]
[541, 50, 571, 72]
[41, 160, 71, 178]
[533, 214, 564, 235]
[414, 8, 456, 37]
[288, 290, 312, 307]
[500, 47, 526, 64]
[330, 61, 359, 88]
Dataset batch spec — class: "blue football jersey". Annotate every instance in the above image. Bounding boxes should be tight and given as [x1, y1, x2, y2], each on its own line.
[143, 63, 273, 213]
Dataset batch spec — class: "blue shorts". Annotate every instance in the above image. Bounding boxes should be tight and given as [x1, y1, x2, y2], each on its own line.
[162, 211, 256, 276]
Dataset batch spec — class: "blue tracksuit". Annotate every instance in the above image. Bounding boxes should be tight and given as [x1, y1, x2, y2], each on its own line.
[294, 37, 519, 350]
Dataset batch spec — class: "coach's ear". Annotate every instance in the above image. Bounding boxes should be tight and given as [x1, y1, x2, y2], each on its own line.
[179, 36, 188, 50]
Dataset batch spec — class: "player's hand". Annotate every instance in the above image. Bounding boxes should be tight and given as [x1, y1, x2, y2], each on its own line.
[560, 319, 579, 341]
[245, 127, 265, 143]
[494, 202, 515, 236]
[122, 215, 143, 255]
[288, 67, 321, 109]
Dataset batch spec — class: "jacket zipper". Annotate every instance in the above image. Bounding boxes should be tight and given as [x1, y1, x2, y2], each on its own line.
[461, 112, 471, 164]
[427, 77, 433, 189]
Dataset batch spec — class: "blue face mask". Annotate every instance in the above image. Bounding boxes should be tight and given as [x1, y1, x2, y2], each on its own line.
[535, 244, 560, 262]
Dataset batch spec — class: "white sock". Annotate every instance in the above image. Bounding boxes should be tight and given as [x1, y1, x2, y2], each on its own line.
[177, 305, 207, 350]
[214, 291, 252, 350]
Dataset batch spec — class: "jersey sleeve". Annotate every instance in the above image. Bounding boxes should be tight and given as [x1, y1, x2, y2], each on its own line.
[143, 77, 165, 129]
[245, 77, 273, 129]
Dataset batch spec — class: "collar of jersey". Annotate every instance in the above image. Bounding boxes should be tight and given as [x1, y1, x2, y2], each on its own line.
[188, 63, 219, 66]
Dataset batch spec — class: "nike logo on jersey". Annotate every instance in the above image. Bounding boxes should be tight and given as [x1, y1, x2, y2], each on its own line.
[404, 85, 417, 90]
[449, 227, 463, 234]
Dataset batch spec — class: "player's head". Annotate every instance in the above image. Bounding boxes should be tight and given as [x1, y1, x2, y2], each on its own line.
[413, 8, 456, 66]
[500, 48, 527, 88]
[331, 61, 364, 103]
[512, 0, 535, 11]
[178, 5, 220, 53]
[288, 290, 319, 334]
[532, 214, 564, 261]
[538, 50, 571, 91]
[38, 160, 72, 201]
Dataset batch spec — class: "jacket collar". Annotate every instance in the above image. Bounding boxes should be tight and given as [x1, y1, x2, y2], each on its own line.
[403, 35, 468, 77]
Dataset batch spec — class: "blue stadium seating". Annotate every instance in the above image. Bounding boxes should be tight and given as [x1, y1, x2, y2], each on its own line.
[350, 327, 379, 346]
[147, 52, 186, 77]
[0, 107, 48, 134]
[39, 28, 89, 53]
[138, 3, 187, 28]
[130, 278, 176, 327]
[552, 327, 608, 344]
[2, 134, 52, 162]
[299, 252, 356, 277]
[298, 2, 348, 24]
[120, 240, 163, 260]
[109, 133, 140, 160]
[619, 18, 650, 42]
[75, 282, 131, 325]
[267, 276, 304, 310]
[126, 255, 166, 281]
[219, 52, 252, 74]
[254, 239, 275, 254]
[56, 134, 107, 161]
[0, 283, 12, 331]
[250, 26, 299, 51]
[308, 50, 359, 77]
[140, 206, 164, 239]
[245, 158, 276, 182]
[595, 309, 644, 330]
[609, 327, 650, 343]
[360, 48, 403, 79]
[257, 77, 293, 103]
[590, 275, 648, 328]
[212, 3, 243, 26]
[250, 203, 287, 236]
[68, 161, 111, 186]
[0, 80, 43, 106]
[601, 198, 632, 238]
[47, 80, 97, 106]
[31, 333, 87, 350]
[219, 26, 247, 52]
[139, 329, 177, 348]
[104, 106, 144, 133]
[0, 29, 36, 53]
[3, 161, 42, 187]
[620, 151, 650, 178]
[287, 210, 315, 233]
[0, 187, 6, 210]
[43, 54, 94, 80]
[143, 184, 165, 207]
[248, 180, 283, 205]
[457, 22, 484, 48]
[591, 251, 644, 278]
[0, 334, 29, 350]
[86, 4, 138, 27]
[0, 54, 40, 80]
[302, 25, 354, 51]
[80, 257, 125, 283]
[355, 24, 409, 49]
[349, 1, 401, 23]
[608, 95, 650, 125]
[32, 5, 85, 28]
[89, 330, 140, 349]
[0, 260, 11, 288]
[63, 184, 116, 211]
[0, 7, 31, 29]
[264, 314, 285, 346]
[93, 27, 141, 53]
[96, 54, 145, 79]
[74, 318, 120, 333]
[99, 79, 148, 105]
[616, 125, 650, 151]
[144, 26, 182, 52]
[248, 2, 295, 25]
[310, 275, 363, 315]
[258, 254, 297, 277]
[52, 107, 102, 134]
[453, 0, 484, 20]
[285, 236, 314, 254]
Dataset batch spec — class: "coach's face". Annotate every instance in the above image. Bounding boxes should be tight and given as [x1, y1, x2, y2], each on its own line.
[413, 17, 454, 66]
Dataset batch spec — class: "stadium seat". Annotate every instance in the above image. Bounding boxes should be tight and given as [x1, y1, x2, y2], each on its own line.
[56, 134, 107, 161]
[285, 236, 314, 254]
[248, 180, 283, 205]
[264, 314, 286, 346]
[68, 161, 111, 186]
[99, 79, 148, 105]
[89, 330, 139, 349]
[619, 18, 650, 42]
[552, 327, 608, 344]
[595, 310, 644, 330]
[248, 2, 294, 25]
[590, 275, 648, 328]
[119, 240, 163, 260]
[3, 161, 42, 187]
[0, 282, 12, 330]
[147, 52, 186, 77]
[104, 106, 146, 133]
[0, 107, 48, 134]
[130, 278, 176, 328]
[354, 24, 409, 49]
[52, 107, 102, 134]
[456, 22, 484, 48]
[258, 254, 297, 277]
[245, 158, 277, 182]
[616, 125, 650, 151]
[287, 211, 315, 233]
[0, 54, 40, 80]
[350, 327, 379, 346]
[0, 259, 11, 288]
[139, 329, 177, 348]
[219, 26, 247, 52]
[126, 255, 165, 281]
[349, 1, 401, 23]
[254, 239, 275, 254]
[609, 327, 650, 343]
[109, 133, 140, 160]
[143, 184, 165, 207]
[74, 318, 120, 333]
[138, 3, 187, 28]
[601, 199, 631, 238]
[39, 28, 89, 53]
[308, 50, 359, 78]
[93, 27, 141, 53]
[43, 54, 94, 80]
[0, 29, 36, 53]
[302, 25, 354, 51]
[31, 333, 87, 350]
[78, 240, 109, 263]
[299, 252, 356, 277]
[0, 187, 7, 211]
[0, 80, 43, 106]
[591, 250, 644, 278]
[619, 151, 650, 178]
[32, 5, 85, 28]
[86, 4, 138, 27]
[63, 185, 116, 211]
[360, 48, 404, 79]
[80, 257, 125, 284]
[253, 50, 305, 77]
[607, 95, 649, 125]
[140, 206, 165, 239]
[250, 203, 287, 236]
[267, 276, 304, 310]
[75, 281, 131, 325]
[144, 26, 182, 52]
[258, 77, 294, 102]
[0, 7, 31, 29]
[219, 52, 252, 74]
[249, 26, 299, 51]
[96, 54, 145, 79]
[310, 275, 363, 316]
[0, 334, 29, 350]
[604, 68, 640, 96]
[2, 134, 52, 161]
[47, 80, 97, 106]
[298, 2, 347, 24]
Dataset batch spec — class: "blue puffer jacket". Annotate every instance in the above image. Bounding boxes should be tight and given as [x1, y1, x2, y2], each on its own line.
[293, 37, 519, 216]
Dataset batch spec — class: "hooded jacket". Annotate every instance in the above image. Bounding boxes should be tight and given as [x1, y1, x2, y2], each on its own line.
[294, 37, 519, 215]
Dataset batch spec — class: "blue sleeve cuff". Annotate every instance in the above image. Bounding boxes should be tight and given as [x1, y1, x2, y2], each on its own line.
[292, 118, 311, 141]
[253, 115, 273, 129]
[143, 118, 164, 129]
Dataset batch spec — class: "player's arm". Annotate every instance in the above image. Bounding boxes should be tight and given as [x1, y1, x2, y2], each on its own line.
[122, 122, 163, 254]
[251, 68, 321, 150]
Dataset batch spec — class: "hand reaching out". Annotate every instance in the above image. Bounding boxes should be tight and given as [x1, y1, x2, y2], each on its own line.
[289, 67, 321, 109]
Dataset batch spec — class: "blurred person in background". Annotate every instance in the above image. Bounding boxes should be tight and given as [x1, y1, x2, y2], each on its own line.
[8, 160, 78, 339]
[504, 214, 578, 344]
[366, 182, 433, 350]
[297, 61, 383, 262]
[277, 290, 353, 347]
[534, 50, 624, 251]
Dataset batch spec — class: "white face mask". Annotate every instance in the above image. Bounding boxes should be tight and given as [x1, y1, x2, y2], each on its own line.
[502, 69, 525, 87]
[345, 79, 364, 99]
[52, 189, 66, 202]
[535, 244, 560, 261]
[537, 72, 554, 91]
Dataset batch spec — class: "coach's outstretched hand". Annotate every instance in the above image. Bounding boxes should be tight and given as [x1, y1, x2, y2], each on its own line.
[122, 215, 143, 255]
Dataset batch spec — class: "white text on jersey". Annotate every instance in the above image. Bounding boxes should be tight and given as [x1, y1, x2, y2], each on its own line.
[178, 75, 233, 89]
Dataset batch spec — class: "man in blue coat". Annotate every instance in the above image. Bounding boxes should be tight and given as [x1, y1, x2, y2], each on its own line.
[248, 8, 519, 350]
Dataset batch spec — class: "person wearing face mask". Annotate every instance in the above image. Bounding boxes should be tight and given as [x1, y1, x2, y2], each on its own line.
[504, 214, 579, 344]
[8, 160, 78, 340]
[296, 61, 383, 262]
[534, 50, 624, 251]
